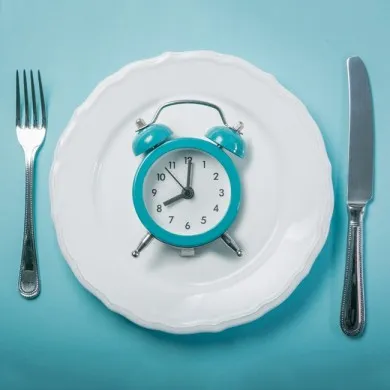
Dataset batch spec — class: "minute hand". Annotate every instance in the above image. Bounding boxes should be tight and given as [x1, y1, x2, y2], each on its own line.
[186, 160, 193, 188]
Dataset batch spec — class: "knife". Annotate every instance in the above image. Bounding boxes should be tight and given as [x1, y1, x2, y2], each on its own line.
[340, 56, 374, 337]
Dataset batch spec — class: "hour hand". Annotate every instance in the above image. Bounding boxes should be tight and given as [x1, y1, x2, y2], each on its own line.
[163, 193, 185, 206]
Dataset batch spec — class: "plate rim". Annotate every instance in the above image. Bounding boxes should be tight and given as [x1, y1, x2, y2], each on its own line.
[49, 50, 334, 334]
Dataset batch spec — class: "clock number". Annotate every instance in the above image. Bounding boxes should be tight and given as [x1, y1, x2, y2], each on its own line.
[219, 189, 224, 197]
[213, 172, 219, 180]
[169, 216, 174, 223]
[213, 205, 219, 212]
[203, 160, 206, 168]
[184, 156, 193, 164]
[157, 173, 166, 181]
[152, 189, 157, 197]
[185, 222, 191, 230]
[157, 205, 162, 212]
[168, 161, 176, 169]
[201, 216, 207, 224]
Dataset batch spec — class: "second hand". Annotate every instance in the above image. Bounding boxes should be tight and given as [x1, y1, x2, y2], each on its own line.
[164, 167, 186, 190]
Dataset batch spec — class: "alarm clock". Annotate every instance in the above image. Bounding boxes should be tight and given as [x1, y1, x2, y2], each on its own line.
[131, 99, 245, 258]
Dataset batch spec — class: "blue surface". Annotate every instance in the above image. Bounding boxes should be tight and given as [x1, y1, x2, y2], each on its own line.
[0, 0, 389, 389]
[133, 138, 241, 247]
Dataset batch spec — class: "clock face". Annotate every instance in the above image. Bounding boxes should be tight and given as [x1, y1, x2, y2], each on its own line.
[143, 148, 231, 236]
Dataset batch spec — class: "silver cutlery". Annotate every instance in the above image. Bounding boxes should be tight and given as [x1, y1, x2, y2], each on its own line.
[16, 70, 46, 299]
[340, 56, 374, 336]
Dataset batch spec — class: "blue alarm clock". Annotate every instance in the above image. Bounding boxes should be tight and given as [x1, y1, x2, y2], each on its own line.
[131, 100, 245, 258]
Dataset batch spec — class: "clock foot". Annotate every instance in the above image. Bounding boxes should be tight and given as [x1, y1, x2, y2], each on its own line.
[221, 232, 243, 257]
[132, 232, 154, 257]
[180, 248, 195, 257]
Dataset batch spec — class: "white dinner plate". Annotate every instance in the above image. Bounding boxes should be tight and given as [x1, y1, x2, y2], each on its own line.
[50, 51, 333, 334]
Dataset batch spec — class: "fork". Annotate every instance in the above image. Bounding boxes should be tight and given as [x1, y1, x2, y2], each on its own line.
[16, 70, 46, 299]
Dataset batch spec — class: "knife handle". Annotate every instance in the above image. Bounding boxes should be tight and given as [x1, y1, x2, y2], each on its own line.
[340, 204, 366, 337]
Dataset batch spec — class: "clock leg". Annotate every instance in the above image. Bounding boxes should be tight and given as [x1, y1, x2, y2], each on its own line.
[132, 232, 154, 257]
[221, 232, 243, 257]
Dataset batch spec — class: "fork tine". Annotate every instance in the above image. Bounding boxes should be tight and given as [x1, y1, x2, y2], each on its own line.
[30, 71, 38, 128]
[37, 71, 46, 128]
[23, 70, 30, 127]
[16, 71, 21, 127]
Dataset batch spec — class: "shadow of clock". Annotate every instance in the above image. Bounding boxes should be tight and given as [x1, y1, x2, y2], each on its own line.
[67, 195, 338, 350]
[144, 198, 339, 346]
[146, 142, 256, 271]
[146, 238, 240, 272]
[67, 122, 338, 347]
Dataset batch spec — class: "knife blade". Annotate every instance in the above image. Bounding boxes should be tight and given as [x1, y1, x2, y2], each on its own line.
[347, 57, 374, 204]
[340, 56, 374, 337]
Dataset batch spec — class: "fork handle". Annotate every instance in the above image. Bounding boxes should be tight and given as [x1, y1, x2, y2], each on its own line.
[18, 154, 40, 299]
[340, 204, 365, 336]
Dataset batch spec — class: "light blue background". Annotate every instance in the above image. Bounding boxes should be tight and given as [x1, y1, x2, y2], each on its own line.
[0, 1, 389, 389]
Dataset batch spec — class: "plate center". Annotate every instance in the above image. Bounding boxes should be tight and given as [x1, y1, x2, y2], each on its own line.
[93, 99, 281, 288]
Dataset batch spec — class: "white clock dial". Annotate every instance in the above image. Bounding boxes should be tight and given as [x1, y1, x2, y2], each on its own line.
[143, 148, 231, 236]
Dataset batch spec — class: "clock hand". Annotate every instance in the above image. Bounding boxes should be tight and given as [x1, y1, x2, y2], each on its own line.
[165, 167, 186, 190]
[163, 164, 195, 206]
[163, 186, 195, 206]
[163, 192, 185, 206]
[186, 160, 193, 188]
